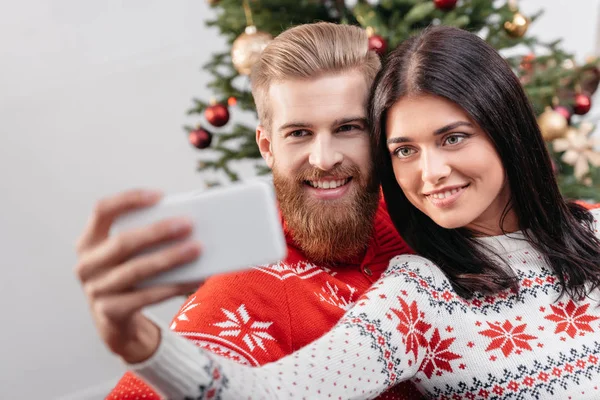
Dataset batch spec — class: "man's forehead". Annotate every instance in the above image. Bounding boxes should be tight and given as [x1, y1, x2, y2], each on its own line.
[268, 72, 369, 130]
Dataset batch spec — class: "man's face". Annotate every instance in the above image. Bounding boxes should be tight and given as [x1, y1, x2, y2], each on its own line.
[257, 69, 380, 264]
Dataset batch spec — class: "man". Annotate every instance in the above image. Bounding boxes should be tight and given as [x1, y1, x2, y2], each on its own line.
[76, 22, 421, 399]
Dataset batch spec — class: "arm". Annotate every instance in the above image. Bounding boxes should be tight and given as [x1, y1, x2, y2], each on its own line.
[130, 257, 443, 400]
[107, 269, 293, 398]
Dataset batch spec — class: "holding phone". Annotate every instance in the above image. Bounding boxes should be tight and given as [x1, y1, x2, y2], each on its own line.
[112, 180, 287, 287]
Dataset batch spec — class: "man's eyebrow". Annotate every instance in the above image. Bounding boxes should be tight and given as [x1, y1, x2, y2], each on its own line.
[277, 122, 314, 132]
[331, 117, 368, 128]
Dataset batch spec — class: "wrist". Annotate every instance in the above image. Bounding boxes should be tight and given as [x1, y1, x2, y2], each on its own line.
[121, 318, 162, 364]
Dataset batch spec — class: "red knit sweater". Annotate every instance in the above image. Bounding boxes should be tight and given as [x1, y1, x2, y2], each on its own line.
[106, 199, 423, 400]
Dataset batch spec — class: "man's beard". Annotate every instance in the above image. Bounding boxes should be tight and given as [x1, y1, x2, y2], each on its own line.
[273, 162, 380, 265]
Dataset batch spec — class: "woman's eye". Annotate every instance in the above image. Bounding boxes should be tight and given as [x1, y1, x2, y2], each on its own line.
[394, 147, 416, 158]
[444, 134, 466, 145]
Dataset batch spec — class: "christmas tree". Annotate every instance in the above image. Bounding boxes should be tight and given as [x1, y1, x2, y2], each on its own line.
[187, 0, 600, 201]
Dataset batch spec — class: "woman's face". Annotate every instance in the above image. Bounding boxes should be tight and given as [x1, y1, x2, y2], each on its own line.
[385, 94, 516, 235]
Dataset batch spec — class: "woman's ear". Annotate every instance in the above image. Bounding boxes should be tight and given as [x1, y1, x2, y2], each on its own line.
[256, 126, 274, 169]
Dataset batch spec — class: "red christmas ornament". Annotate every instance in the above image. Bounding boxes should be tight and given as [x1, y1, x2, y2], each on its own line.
[368, 34, 387, 56]
[520, 53, 535, 72]
[204, 103, 230, 127]
[573, 93, 592, 115]
[434, 0, 458, 11]
[189, 127, 213, 149]
[553, 105, 572, 123]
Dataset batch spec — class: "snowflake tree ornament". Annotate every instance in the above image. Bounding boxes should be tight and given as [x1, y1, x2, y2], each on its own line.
[553, 121, 600, 183]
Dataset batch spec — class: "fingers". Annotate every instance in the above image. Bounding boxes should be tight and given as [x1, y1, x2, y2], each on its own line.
[94, 282, 200, 323]
[75, 216, 194, 283]
[76, 189, 162, 253]
[86, 240, 201, 297]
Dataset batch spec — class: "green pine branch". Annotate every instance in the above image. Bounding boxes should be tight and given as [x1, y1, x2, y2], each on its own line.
[187, 0, 600, 197]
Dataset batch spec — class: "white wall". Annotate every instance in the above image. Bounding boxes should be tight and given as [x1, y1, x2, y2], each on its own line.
[0, 1, 598, 399]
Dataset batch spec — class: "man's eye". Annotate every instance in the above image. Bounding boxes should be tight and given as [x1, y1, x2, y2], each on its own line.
[289, 130, 310, 138]
[338, 124, 361, 133]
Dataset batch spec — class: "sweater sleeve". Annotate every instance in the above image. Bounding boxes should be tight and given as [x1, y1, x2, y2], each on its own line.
[130, 256, 444, 400]
[106, 269, 293, 399]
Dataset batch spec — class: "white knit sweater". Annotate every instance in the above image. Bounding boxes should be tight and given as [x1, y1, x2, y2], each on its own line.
[131, 208, 600, 400]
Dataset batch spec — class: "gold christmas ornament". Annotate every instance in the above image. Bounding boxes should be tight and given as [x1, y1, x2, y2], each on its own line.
[553, 122, 600, 182]
[231, 25, 272, 75]
[538, 106, 569, 141]
[504, 11, 530, 38]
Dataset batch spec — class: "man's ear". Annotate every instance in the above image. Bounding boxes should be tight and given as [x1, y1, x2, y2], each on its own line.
[256, 125, 274, 169]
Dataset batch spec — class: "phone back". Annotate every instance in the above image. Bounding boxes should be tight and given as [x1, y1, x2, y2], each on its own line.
[112, 180, 287, 287]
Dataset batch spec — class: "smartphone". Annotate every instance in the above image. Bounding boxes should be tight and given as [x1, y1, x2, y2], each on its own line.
[111, 180, 287, 287]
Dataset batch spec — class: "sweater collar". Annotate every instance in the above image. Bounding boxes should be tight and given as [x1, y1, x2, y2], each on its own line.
[473, 231, 531, 255]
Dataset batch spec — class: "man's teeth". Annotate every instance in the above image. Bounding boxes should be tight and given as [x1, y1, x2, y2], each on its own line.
[430, 188, 461, 199]
[308, 178, 349, 189]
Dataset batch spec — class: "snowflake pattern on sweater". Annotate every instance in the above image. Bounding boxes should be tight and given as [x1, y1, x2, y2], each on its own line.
[132, 208, 600, 400]
[108, 199, 420, 400]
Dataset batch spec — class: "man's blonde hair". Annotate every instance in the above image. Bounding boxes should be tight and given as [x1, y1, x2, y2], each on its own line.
[250, 22, 381, 130]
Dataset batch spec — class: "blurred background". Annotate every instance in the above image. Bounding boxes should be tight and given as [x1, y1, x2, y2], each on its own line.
[0, 0, 599, 398]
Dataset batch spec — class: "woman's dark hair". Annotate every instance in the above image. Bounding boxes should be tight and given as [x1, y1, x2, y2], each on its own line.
[369, 25, 600, 299]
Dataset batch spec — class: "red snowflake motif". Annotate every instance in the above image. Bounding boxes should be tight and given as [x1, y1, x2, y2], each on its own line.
[419, 328, 462, 379]
[535, 277, 544, 285]
[565, 363, 574, 373]
[523, 376, 535, 387]
[442, 291, 453, 302]
[507, 381, 519, 392]
[478, 389, 489, 398]
[544, 300, 599, 339]
[479, 320, 538, 357]
[391, 297, 432, 361]
[537, 372, 549, 382]
[493, 385, 504, 395]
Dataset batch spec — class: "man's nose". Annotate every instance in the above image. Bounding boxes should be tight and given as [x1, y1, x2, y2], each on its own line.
[308, 134, 343, 171]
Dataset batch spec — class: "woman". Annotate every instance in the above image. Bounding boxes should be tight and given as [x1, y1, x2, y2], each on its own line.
[129, 26, 600, 399]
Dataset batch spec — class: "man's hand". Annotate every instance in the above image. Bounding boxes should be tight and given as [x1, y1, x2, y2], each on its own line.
[74, 189, 201, 364]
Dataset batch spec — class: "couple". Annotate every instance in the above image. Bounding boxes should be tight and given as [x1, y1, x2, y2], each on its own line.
[75, 23, 600, 399]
